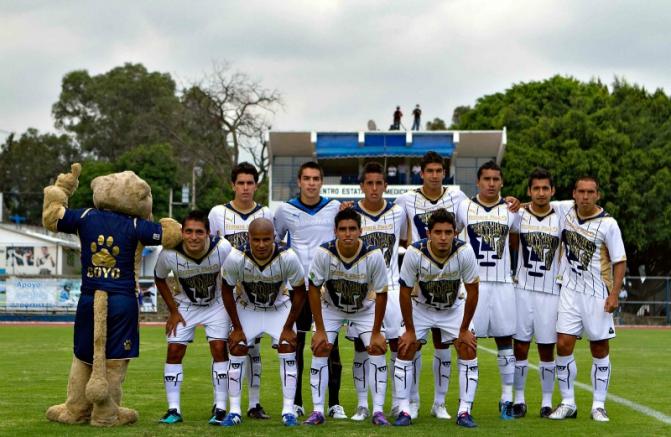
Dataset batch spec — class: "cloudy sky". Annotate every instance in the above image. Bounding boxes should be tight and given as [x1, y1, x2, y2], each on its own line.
[2, 0, 670, 139]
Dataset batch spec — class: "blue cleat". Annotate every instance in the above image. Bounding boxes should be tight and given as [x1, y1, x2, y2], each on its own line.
[159, 408, 183, 424]
[456, 411, 477, 428]
[393, 411, 412, 426]
[282, 413, 299, 426]
[499, 401, 514, 420]
[371, 411, 390, 426]
[221, 412, 242, 427]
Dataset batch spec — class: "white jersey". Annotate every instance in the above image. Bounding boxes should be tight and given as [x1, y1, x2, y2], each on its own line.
[553, 201, 626, 299]
[395, 187, 467, 242]
[221, 243, 305, 308]
[274, 196, 341, 280]
[515, 206, 562, 295]
[208, 202, 274, 249]
[456, 197, 520, 283]
[309, 239, 388, 314]
[154, 236, 232, 305]
[399, 238, 479, 310]
[353, 200, 406, 286]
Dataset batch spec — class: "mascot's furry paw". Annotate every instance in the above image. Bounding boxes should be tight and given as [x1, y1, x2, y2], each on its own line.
[159, 217, 182, 249]
[45, 358, 92, 424]
[42, 163, 81, 232]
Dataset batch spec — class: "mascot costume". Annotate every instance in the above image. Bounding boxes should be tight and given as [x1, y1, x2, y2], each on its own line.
[43, 163, 181, 426]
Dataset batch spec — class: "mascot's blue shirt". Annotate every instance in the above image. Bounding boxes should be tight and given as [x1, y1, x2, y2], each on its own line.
[58, 208, 163, 295]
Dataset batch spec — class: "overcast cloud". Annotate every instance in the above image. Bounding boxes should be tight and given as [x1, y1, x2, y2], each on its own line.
[2, 0, 671, 139]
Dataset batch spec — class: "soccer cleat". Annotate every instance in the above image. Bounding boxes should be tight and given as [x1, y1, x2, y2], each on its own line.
[591, 407, 610, 422]
[512, 403, 527, 418]
[540, 406, 553, 418]
[548, 403, 578, 420]
[393, 411, 412, 426]
[159, 408, 183, 424]
[294, 405, 305, 417]
[409, 401, 419, 420]
[303, 411, 326, 425]
[499, 401, 514, 420]
[456, 411, 477, 428]
[328, 404, 347, 419]
[247, 403, 270, 419]
[208, 407, 227, 425]
[282, 413, 299, 426]
[431, 402, 451, 419]
[221, 412, 242, 427]
[351, 406, 370, 421]
[371, 411, 390, 426]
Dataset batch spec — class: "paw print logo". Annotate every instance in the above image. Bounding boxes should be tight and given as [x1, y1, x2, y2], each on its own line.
[90, 235, 120, 268]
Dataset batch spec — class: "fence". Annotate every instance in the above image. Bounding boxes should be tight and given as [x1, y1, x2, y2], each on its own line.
[616, 276, 670, 326]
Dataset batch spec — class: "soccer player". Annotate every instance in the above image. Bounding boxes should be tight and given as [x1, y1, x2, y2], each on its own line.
[274, 161, 346, 419]
[549, 176, 626, 422]
[455, 160, 520, 420]
[395, 209, 480, 428]
[154, 210, 233, 425]
[208, 162, 273, 419]
[349, 161, 406, 420]
[304, 208, 390, 426]
[219, 218, 306, 427]
[512, 168, 562, 418]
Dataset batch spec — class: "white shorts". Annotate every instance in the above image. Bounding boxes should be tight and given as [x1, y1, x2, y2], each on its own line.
[399, 301, 468, 344]
[472, 282, 516, 338]
[321, 303, 383, 347]
[556, 287, 616, 341]
[513, 288, 560, 344]
[237, 301, 294, 347]
[168, 298, 231, 344]
[345, 285, 401, 341]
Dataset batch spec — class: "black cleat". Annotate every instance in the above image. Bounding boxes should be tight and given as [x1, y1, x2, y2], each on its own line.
[247, 403, 271, 419]
[540, 406, 553, 418]
[512, 403, 527, 418]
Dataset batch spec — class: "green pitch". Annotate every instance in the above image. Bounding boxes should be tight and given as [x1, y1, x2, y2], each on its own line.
[0, 326, 669, 436]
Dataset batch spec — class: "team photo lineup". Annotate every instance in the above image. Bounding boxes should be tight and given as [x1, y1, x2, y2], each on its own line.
[138, 151, 625, 428]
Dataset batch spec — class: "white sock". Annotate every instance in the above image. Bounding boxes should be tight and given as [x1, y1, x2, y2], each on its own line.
[279, 352, 298, 415]
[539, 361, 556, 408]
[212, 361, 229, 410]
[433, 348, 451, 405]
[390, 351, 398, 409]
[368, 354, 388, 414]
[555, 354, 576, 406]
[353, 350, 369, 408]
[591, 355, 611, 410]
[458, 358, 478, 414]
[394, 358, 413, 415]
[247, 344, 262, 409]
[228, 355, 246, 415]
[497, 347, 515, 402]
[164, 363, 183, 413]
[310, 356, 329, 414]
[411, 351, 422, 403]
[514, 359, 528, 404]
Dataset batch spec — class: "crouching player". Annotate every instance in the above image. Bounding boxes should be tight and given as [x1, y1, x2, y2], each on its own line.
[220, 218, 307, 427]
[394, 209, 480, 428]
[154, 210, 233, 424]
[305, 208, 390, 426]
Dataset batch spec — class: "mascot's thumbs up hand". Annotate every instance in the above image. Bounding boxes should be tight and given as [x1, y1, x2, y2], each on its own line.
[55, 163, 82, 198]
[43, 162, 82, 232]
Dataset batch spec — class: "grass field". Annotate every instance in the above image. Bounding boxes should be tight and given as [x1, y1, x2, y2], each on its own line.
[0, 325, 670, 436]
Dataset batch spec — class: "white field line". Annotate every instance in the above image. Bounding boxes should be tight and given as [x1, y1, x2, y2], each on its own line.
[479, 345, 671, 425]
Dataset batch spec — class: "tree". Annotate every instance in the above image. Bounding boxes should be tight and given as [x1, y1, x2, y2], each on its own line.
[425, 117, 447, 130]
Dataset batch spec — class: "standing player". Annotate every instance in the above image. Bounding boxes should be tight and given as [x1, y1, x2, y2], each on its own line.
[549, 176, 626, 422]
[154, 211, 232, 425]
[304, 208, 390, 426]
[208, 162, 273, 420]
[349, 162, 406, 420]
[219, 218, 306, 427]
[512, 169, 562, 418]
[274, 161, 346, 418]
[455, 160, 520, 420]
[395, 209, 480, 428]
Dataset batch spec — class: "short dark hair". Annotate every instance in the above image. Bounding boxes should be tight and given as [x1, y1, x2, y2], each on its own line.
[574, 175, 600, 190]
[360, 161, 385, 183]
[477, 160, 502, 180]
[334, 207, 361, 229]
[420, 151, 444, 171]
[427, 208, 456, 232]
[298, 161, 324, 180]
[528, 167, 554, 189]
[182, 210, 210, 232]
[231, 162, 259, 183]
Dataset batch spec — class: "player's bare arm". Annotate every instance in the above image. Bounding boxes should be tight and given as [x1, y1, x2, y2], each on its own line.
[398, 284, 417, 358]
[155, 277, 185, 336]
[369, 292, 388, 356]
[281, 282, 306, 350]
[605, 261, 626, 313]
[504, 196, 521, 212]
[221, 281, 247, 355]
[308, 282, 331, 356]
[456, 281, 479, 355]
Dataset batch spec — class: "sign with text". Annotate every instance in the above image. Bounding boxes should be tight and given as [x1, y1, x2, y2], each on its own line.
[320, 184, 459, 199]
